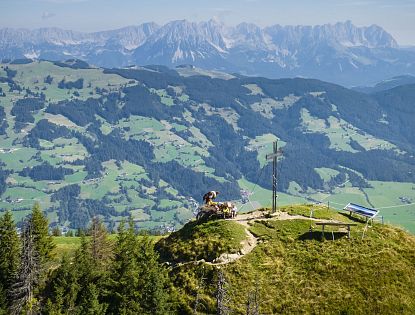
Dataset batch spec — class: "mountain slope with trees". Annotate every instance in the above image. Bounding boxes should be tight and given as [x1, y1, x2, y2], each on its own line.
[0, 60, 414, 232]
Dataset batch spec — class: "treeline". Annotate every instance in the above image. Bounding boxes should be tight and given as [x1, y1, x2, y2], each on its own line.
[53, 59, 90, 70]
[19, 162, 74, 181]
[58, 78, 84, 89]
[0, 167, 9, 196]
[51, 184, 124, 228]
[25, 119, 72, 147]
[0, 205, 175, 314]
[11, 97, 45, 131]
[0, 106, 8, 134]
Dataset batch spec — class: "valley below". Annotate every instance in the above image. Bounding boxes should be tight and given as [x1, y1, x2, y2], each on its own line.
[0, 60, 414, 233]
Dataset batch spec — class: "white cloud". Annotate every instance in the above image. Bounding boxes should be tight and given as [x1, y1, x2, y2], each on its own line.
[41, 11, 56, 19]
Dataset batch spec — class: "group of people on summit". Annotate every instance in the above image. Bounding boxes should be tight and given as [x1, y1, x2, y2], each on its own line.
[202, 190, 238, 219]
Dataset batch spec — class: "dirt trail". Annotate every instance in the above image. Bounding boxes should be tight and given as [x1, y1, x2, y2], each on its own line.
[207, 228, 257, 265]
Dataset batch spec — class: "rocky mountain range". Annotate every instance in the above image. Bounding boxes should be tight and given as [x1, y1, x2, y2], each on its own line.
[1, 20, 414, 86]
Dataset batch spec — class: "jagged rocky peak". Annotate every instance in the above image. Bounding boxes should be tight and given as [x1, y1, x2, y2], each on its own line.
[94, 23, 160, 50]
[363, 23, 398, 48]
[263, 21, 397, 49]
[149, 19, 227, 50]
[322, 21, 398, 48]
[229, 22, 270, 49]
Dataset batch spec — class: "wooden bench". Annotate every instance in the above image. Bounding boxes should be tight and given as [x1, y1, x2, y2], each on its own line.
[315, 222, 358, 239]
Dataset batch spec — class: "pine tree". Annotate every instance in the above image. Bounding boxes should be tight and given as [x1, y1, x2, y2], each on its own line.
[43, 255, 79, 315]
[73, 234, 107, 314]
[78, 283, 107, 315]
[136, 235, 171, 315]
[9, 221, 40, 315]
[88, 217, 112, 272]
[106, 218, 173, 314]
[73, 235, 94, 294]
[106, 219, 142, 314]
[29, 203, 55, 265]
[52, 226, 62, 236]
[0, 210, 20, 307]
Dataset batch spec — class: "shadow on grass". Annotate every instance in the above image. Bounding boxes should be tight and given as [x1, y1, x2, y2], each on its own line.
[299, 231, 349, 241]
[339, 212, 366, 224]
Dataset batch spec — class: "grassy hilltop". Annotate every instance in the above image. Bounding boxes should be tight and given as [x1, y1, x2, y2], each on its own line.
[50, 205, 415, 313]
[154, 205, 415, 314]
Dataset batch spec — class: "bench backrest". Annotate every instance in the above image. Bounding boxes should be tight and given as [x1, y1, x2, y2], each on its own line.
[343, 203, 379, 219]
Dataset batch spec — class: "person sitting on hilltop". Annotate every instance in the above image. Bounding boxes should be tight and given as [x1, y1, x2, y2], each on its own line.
[203, 191, 219, 206]
[221, 202, 232, 218]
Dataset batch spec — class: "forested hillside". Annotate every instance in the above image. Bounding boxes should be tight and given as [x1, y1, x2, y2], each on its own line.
[0, 60, 414, 232]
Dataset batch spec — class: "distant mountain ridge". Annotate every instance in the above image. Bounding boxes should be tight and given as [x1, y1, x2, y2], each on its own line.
[353, 75, 415, 93]
[0, 20, 414, 86]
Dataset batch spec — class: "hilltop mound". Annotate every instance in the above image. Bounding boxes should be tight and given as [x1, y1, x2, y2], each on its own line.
[159, 205, 415, 314]
[156, 219, 247, 263]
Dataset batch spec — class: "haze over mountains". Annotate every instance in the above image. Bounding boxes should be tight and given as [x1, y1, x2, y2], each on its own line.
[1, 20, 415, 86]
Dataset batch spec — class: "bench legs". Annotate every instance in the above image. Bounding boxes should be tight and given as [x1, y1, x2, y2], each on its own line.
[320, 224, 352, 240]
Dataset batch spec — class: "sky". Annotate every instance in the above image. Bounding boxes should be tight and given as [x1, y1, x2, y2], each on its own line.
[1, 0, 415, 45]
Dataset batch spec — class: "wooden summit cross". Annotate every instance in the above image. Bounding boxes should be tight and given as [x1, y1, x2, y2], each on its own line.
[266, 141, 283, 213]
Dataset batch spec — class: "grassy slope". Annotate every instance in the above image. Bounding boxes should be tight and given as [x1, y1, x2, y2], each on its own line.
[156, 219, 246, 263]
[164, 206, 415, 314]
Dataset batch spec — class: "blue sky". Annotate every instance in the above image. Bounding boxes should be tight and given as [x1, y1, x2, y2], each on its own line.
[1, 0, 415, 45]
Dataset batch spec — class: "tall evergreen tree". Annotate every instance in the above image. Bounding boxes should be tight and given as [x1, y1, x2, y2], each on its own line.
[43, 255, 79, 315]
[0, 210, 20, 308]
[9, 222, 40, 315]
[88, 217, 112, 272]
[106, 219, 173, 314]
[73, 234, 106, 315]
[136, 235, 171, 315]
[78, 283, 107, 315]
[29, 203, 55, 265]
[106, 220, 142, 314]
